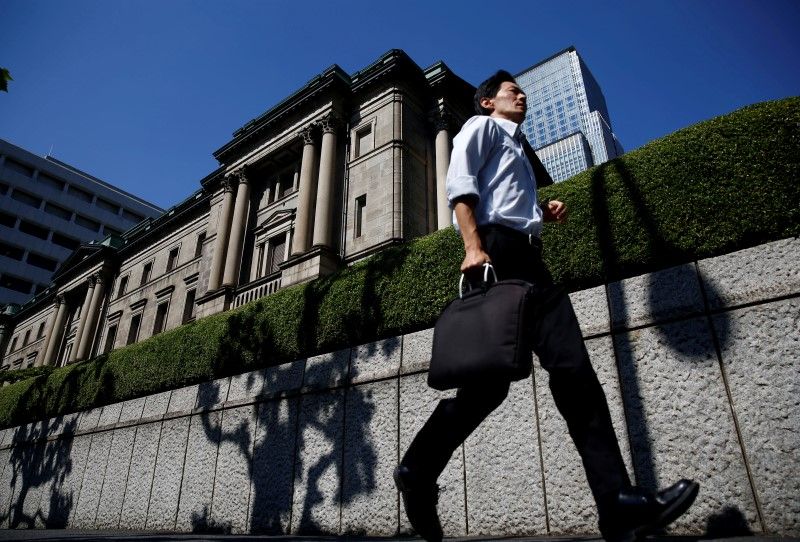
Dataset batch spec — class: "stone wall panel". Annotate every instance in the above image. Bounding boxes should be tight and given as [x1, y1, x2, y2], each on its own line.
[716, 298, 800, 535]
[145, 416, 189, 530]
[341, 380, 397, 535]
[95, 426, 136, 529]
[71, 431, 113, 528]
[615, 320, 759, 533]
[118, 422, 160, 530]
[464, 377, 546, 536]
[175, 411, 221, 532]
[400, 328, 433, 374]
[398, 373, 466, 537]
[569, 285, 610, 337]
[349, 337, 401, 384]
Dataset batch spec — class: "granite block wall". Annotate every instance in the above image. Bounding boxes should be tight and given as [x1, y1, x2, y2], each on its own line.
[0, 238, 797, 536]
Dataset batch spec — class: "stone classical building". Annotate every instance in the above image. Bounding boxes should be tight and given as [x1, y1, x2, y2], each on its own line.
[0, 50, 474, 370]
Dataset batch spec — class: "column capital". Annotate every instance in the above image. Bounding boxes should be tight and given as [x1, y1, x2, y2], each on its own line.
[433, 111, 452, 132]
[299, 126, 316, 145]
[87, 275, 98, 288]
[54, 295, 65, 307]
[92, 272, 107, 285]
[221, 175, 238, 193]
[232, 167, 250, 186]
[319, 114, 340, 134]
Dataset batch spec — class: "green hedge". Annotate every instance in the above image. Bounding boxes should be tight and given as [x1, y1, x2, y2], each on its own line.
[1, 97, 798, 429]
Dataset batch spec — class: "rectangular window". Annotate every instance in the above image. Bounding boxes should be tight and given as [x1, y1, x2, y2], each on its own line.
[153, 302, 169, 335]
[67, 185, 93, 203]
[265, 233, 287, 275]
[19, 220, 50, 240]
[140, 262, 152, 286]
[256, 242, 266, 278]
[355, 194, 367, 238]
[44, 202, 73, 220]
[122, 209, 144, 223]
[166, 247, 180, 272]
[126, 314, 141, 345]
[22, 330, 30, 347]
[0, 274, 33, 294]
[38, 173, 65, 192]
[117, 275, 129, 298]
[5, 159, 33, 177]
[0, 240, 24, 261]
[103, 225, 122, 236]
[96, 197, 120, 214]
[356, 125, 373, 157]
[52, 233, 80, 250]
[11, 190, 42, 208]
[182, 289, 197, 324]
[9, 337, 17, 353]
[74, 214, 101, 232]
[27, 253, 58, 271]
[103, 325, 117, 354]
[37, 322, 45, 339]
[194, 232, 206, 258]
[0, 181, 7, 195]
[0, 209, 16, 228]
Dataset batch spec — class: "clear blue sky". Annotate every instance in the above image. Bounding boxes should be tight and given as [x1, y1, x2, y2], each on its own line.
[2, 0, 798, 209]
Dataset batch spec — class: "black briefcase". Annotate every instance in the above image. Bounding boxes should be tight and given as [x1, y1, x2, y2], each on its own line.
[428, 265, 534, 390]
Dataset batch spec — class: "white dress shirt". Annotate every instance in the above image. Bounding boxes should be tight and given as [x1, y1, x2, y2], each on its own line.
[446, 115, 543, 237]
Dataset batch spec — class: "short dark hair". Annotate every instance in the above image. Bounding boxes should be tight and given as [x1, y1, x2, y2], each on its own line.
[474, 70, 517, 115]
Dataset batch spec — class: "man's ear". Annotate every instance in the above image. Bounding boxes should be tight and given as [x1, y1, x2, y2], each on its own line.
[479, 96, 494, 112]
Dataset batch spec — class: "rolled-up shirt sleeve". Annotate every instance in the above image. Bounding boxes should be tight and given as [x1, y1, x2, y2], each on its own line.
[446, 116, 495, 208]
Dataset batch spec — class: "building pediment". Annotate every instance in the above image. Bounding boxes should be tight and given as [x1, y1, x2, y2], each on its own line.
[254, 209, 295, 235]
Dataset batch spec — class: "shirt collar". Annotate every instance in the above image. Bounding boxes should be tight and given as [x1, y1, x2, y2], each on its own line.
[490, 116, 521, 139]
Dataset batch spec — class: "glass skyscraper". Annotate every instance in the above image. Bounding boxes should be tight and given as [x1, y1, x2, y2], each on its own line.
[516, 46, 623, 183]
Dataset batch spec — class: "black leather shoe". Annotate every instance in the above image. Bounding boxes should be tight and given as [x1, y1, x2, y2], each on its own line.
[393, 465, 443, 542]
[599, 479, 700, 542]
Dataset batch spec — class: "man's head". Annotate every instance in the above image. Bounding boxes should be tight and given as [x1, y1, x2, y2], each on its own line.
[473, 70, 527, 123]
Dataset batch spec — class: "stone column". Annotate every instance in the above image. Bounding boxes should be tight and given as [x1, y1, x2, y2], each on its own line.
[69, 278, 96, 362]
[434, 114, 452, 230]
[312, 116, 339, 248]
[208, 177, 237, 291]
[37, 298, 60, 367]
[75, 272, 107, 361]
[222, 169, 252, 287]
[42, 296, 68, 366]
[291, 127, 318, 255]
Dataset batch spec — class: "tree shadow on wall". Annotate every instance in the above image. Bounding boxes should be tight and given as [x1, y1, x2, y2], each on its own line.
[1, 414, 79, 529]
[589, 161, 734, 509]
[187, 247, 412, 535]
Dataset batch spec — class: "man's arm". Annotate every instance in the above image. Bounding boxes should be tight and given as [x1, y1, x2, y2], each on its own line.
[453, 196, 491, 273]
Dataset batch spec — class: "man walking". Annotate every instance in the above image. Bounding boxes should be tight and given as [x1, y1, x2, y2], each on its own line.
[394, 70, 699, 542]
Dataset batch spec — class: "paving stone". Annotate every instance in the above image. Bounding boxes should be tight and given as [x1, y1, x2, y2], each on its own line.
[400, 328, 433, 374]
[118, 422, 160, 530]
[145, 416, 190, 530]
[94, 426, 136, 529]
[341, 380, 397, 535]
[36, 438, 73, 527]
[175, 411, 221, 532]
[398, 373, 466, 537]
[715, 298, 800, 535]
[71, 431, 113, 528]
[609, 264, 704, 329]
[464, 377, 547, 536]
[290, 389, 345, 534]
[249, 397, 299, 534]
[533, 336, 633, 534]
[76, 408, 103, 433]
[196, 377, 231, 410]
[614, 319, 759, 533]
[699, 237, 800, 309]
[118, 397, 147, 424]
[166, 385, 199, 415]
[141, 391, 171, 419]
[302, 349, 350, 391]
[97, 402, 124, 428]
[210, 405, 257, 534]
[569, 285, 610, 337]
[349, 337, 401, 384]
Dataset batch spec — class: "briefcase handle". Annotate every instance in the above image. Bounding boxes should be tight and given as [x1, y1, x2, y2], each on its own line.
[459, 263, 498, 298]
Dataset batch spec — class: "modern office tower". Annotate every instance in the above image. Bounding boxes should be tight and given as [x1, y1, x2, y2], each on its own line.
[0, 138, 164, 305]
[516, 46, 624, 183]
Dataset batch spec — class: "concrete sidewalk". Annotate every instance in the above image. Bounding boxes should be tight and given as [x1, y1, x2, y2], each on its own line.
[0, 532, 797, 542]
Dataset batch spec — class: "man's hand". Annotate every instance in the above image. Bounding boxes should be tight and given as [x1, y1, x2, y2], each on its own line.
[542, 200, 567, 223]
[461, 247, 491, 273]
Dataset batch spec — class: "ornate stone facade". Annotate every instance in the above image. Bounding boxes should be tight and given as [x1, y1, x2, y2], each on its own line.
[1, 50, 474, 369]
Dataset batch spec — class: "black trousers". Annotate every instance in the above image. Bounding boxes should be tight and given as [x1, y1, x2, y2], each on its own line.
[401, 224, 630, 504]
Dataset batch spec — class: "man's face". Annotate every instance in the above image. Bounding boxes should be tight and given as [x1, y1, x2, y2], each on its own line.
[482, 81, 527, 123]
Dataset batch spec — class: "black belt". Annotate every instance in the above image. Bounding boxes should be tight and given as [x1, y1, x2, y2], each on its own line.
[479, 223, 543, 249]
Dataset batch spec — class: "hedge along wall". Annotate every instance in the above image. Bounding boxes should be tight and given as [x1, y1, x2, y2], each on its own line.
[0, 97, 798, 429]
